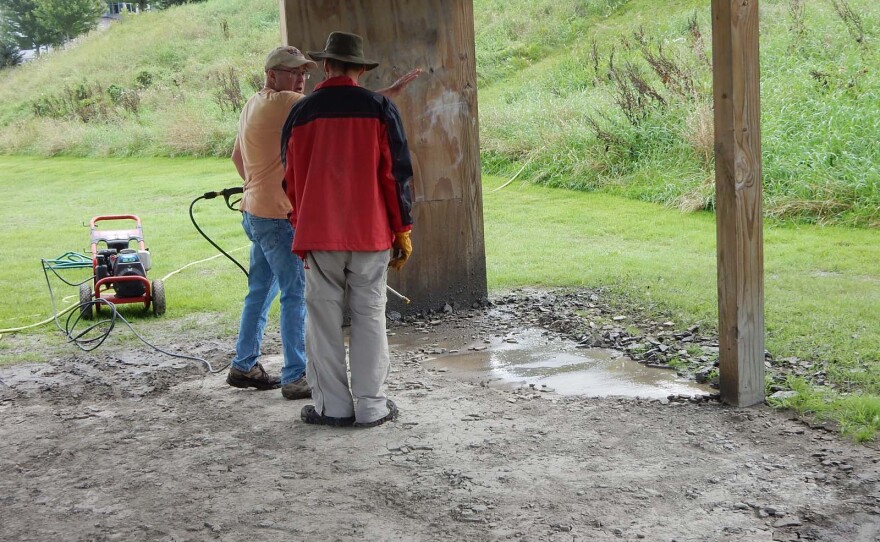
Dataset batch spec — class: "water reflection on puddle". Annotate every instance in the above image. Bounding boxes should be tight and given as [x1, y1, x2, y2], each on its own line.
[404, 328, 712, 399]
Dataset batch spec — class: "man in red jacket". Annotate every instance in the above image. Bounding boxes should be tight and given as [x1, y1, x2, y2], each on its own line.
[281, 31, 414, 428]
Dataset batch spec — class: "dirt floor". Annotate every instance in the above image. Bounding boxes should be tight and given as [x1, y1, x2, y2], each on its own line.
[1, 289, 878, 542]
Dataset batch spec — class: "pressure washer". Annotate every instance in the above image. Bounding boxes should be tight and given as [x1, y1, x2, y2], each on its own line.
[79, 215, 164, 320]
[31, 214, 227, 372]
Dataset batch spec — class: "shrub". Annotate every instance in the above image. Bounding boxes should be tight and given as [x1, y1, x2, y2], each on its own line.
[107, 83, 124, 103]
[32, 83, 106, 121]
[32, 80, 142, 122]
[135, 70, 153, 89]
[0, 40, 23, 68]
[246, 72, 263, 93]
[210, 67, 244, 114]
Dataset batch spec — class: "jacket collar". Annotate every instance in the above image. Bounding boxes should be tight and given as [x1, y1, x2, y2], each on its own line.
[314, 76, 360, 91]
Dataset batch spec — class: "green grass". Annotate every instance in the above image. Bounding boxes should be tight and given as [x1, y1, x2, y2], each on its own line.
[0, 0, 878, 226]
[473, 0, 629, 85]
[1, 155, 877, 437]
[771, 378, 880, 442]
[483, 174, 880, 375]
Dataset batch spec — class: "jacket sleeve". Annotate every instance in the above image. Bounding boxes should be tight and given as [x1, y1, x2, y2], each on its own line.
[283, 133, 298, 229]
[281, 106, 298, 229]
[379, 99, 414, 232]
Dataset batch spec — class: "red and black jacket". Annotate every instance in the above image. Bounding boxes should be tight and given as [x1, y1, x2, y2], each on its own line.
[281, 76, 414, 257]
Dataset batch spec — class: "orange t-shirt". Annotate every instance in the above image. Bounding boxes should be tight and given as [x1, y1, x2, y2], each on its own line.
[236, 89, 304, 219]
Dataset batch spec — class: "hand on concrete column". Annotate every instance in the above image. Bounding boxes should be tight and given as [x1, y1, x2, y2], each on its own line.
[377, 68, 423, 99]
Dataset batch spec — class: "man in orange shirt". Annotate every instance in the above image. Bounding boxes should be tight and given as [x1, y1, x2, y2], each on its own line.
[227, 46, 315, 399]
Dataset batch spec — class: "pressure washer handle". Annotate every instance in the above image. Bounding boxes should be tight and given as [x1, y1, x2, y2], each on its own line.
[202, 186, 243, 200]
[202, 186, 244, 211]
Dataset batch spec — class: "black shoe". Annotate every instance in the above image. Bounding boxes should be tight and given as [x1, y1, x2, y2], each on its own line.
[354, 399, 398, 428]
[226, 362, 280, 390]
[300, 405, 355, 427]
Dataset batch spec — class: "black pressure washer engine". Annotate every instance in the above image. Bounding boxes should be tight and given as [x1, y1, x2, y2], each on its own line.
[95, 246, 148, 298]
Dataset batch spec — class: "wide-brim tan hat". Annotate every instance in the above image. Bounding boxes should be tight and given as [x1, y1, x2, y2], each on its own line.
[308, 31, 379, 71]
[265, 46, 318, 71]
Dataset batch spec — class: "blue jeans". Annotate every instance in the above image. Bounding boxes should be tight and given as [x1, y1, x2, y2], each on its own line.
[231, 212, 306, 384]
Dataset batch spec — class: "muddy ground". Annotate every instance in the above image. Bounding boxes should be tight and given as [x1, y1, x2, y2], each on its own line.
[0, 289, 878, 542]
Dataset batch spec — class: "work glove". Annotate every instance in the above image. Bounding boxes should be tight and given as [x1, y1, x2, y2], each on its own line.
[388, 230, 412, 271]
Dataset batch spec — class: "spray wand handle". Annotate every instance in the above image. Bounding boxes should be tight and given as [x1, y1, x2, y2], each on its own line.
[203, 186, 243, 199]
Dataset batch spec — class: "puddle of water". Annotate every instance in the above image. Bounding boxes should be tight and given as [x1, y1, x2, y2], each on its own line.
[407, 328, 712, 399]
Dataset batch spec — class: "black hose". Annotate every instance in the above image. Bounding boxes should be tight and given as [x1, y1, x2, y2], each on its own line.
[189, 187, 249, 278]
[63, 299, 229, 373]
[41, 260, 230, 374]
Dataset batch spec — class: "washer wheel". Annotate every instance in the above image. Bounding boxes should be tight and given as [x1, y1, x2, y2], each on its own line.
[151, 279, 166, 317]
[79, 283, 93, 320]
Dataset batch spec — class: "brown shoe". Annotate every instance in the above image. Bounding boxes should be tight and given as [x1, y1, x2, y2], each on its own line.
[281, 375, 311, 400]
[226, 362, 279, 390]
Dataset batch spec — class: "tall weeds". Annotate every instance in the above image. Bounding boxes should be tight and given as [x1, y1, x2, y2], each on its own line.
[643, 48, 696, 101]
[210, 67, 244, 114]
[686, 12, 710, 68]
[788, 0, 807, 51]
[32, 82, 142, 121]
[829, 0, 866, 45]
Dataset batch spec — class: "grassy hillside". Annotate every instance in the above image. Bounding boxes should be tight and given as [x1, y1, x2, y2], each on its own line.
[478, 0, 880, 227]
[0, 0, 280, 156]
[0, 0, 878, 227]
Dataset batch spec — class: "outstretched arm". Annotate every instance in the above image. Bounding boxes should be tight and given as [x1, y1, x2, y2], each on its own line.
[376, 68, 423, 99]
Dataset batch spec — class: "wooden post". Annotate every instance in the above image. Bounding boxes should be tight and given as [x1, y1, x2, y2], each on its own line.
[280, 0, 488, 313]
[711, 0, 765, 407]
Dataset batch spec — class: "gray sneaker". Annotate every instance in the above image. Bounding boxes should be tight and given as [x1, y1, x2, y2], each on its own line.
[281, 375, 311, 400]
[226, 362, 280, 390]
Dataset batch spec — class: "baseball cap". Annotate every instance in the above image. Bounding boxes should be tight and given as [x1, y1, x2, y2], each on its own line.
[265, 46, 318, 71]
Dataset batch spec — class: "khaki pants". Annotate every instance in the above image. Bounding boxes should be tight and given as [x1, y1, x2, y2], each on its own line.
[304, 250, 392, 423]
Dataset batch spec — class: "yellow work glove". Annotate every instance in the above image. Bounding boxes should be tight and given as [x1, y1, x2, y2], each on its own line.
[388, 231, 412, 271]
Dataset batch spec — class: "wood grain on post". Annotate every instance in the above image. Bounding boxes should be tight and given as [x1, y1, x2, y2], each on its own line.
[280, 0, 488, 313]
[711, 0, 765, 407]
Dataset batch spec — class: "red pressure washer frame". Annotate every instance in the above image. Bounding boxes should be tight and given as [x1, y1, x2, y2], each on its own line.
[89, 214, 153, 309]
